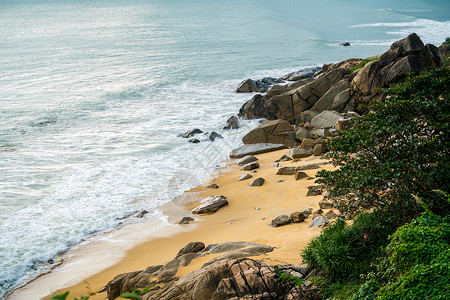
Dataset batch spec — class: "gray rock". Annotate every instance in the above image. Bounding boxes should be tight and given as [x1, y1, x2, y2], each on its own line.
[319, 199, 334, 209]
[179, 216, 195, 224]
[310, 128, 332, 138]
[192, 195, 229, 214]
[206, 183, 219, 189]
[313, 143, 327, 156]
[135, 210, 148, 218]
[290, 211, 307, 223]
[295, 171, 309, 180]
[205, 131, 223, 141]
[237, 155, 258, 166]
[249, 177, 265, 186]
[325, 210, 338, 219]
[276, 167, 298, 175]
[307, 185, 323, 196]
[310, 216, 330, 227]
[240, 161, 260, 171]
[270, 215, 291, 227]
[188, 138, 200, 143]
[311, 110, 345, 128]
[287, 147, 312, 159]
[229, 143, 287, 158]
[295, 110, 319, 127]
[224, 116, 239, 129]
[274, 154, 293, 162]
[341, 42, 351, 46]
[295, 127, 313, 141]
[176, 242, 206, 258]
[238, 174, 253, 181]
[179, 128, 203, 138]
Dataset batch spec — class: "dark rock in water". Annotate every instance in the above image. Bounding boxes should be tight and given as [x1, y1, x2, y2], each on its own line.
[238, 174, 253, 181]
[242, 119, 297, 147]
[205, 131, 223, 141]
[229, 143, 287, 158]
[223, 115, 239, 129]
[176, 242, 205, 258]
[240, 161, 260, 171]
[192, 195, 229, 214]
[135, 210, 149, 218]
[270, 215, 291, 227]
[280, 66, 322, 81]
[235, 77, 277, 93]
[237, 154, 258, 166]
[179, 216, 195, 224]
[179, 128, 203, 138]
[249, 177, 265, 186]
[206, 183, 219, 189]
[238, 94, 268, 119]
[340, 42, 351, 46]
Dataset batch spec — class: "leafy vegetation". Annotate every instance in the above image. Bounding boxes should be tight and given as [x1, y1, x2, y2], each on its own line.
[444, 37, 450, 45]
[275, 267, 303, 287]
[50, 291, 88, 300]
[120, 285, 153, 299]
[354, 212, 450, 299]
[348, 57, 380, 73]
[303, 68, 450, 299]
[317, 68, 450, 218]
[302, 210, 403, 280]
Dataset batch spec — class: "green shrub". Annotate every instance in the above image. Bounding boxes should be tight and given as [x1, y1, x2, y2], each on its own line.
[348, 57, 380, 73]
[353, 212, 450, 300]
[317, 68, 450, 217]
[301, 211, 403, 281]
[444, 37, 450, 45]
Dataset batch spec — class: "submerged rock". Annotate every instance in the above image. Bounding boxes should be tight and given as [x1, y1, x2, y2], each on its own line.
[179, 216, 194, 224]
[179, 128, 203, 138]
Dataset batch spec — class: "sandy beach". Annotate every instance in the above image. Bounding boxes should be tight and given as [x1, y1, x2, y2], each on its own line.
[10, 149, 334, 300]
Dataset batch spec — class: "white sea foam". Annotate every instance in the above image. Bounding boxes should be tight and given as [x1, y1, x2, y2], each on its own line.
[351, 18, 450, 45]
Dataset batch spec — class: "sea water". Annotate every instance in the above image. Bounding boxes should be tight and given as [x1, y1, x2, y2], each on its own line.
[0, 0, 449, 297]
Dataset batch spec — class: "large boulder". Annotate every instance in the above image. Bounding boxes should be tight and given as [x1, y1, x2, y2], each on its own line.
[192, 195, 229, 214]
[311, 79, 350, 113]
[229, 143, 287, 158]
[238, 94, 267, 119]
[242, 119, 297, 147]
[237, 155, 258, 166]
[310, 110, 345, 129]
[287, 147, 312, 159]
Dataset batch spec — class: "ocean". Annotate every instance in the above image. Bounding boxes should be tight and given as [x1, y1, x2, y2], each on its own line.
[0, 0, 449, 297]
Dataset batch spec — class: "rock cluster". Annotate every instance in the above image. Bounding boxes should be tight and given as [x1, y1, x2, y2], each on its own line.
[238, 33, 443, 123]
[103, 244, 323, 300]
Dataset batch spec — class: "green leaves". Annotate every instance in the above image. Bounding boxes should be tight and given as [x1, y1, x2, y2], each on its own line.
[318, 68, 450, 217]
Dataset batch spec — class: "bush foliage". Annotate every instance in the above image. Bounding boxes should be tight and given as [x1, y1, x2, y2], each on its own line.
[317, 68, 450, 217]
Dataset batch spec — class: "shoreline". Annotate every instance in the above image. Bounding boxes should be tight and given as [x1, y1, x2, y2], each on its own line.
[9, 149, 334, 300]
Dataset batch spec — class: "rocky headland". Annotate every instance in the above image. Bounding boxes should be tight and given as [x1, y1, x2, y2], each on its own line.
[23, 33, 446, 300]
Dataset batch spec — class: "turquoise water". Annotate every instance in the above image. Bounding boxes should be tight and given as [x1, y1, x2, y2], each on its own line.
[0, 0, 449, 297]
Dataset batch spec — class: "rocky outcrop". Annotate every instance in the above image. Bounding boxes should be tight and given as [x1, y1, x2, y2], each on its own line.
[104, 253, 322, 300]
[238, 33, 443, 122]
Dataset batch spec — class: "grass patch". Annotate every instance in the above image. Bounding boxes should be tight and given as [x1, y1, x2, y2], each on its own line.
[349, 57, 380, 73]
